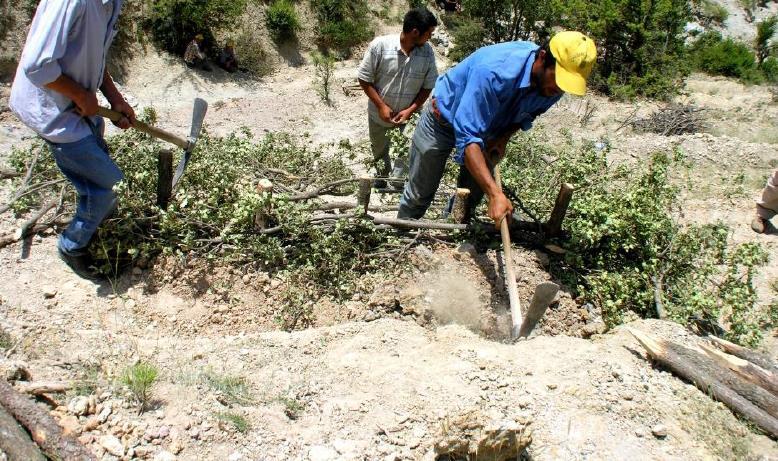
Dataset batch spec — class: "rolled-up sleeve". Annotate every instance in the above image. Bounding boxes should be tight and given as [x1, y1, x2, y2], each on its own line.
[452, 67, 499, 164]
[21, 0, 85, 87]
[357, 39, 379, 83]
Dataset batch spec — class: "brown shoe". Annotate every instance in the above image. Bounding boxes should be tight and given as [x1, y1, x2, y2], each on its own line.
[751, 216, 767, 234]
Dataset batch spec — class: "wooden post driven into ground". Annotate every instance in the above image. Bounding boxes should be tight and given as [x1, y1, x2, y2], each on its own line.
[358, 175, 372, 214]
[545, 183, 574, 237]
[452, 188, 470, 224]
[157, 149, 173, 210]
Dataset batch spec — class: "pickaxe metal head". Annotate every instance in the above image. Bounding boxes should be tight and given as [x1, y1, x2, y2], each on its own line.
[172, 97, 208, 188]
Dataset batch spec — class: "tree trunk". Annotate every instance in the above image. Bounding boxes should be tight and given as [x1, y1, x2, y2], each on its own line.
[630, 329, 778, 438]
[0, 404, 46, 461]
[708, 336, 778, 375]
[0, 381, 96, 460]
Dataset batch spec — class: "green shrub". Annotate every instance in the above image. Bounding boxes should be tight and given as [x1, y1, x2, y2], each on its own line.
[690, 32, 759, 81]
[312, 52, 336, 104]
[266, 0, 300, 41]
[697, 0, 729, 25]
[147, 0, 247, 55]
[446, 15, 486, 62]
[762, 57, 778, 83]
[216, 411, 250, 433]
[310, 0, 373, 52]
[756, 16, 777, 65]
[120, 362, 159, 413]
[499, 132, 772, 346]
[234, 23, 272, 76]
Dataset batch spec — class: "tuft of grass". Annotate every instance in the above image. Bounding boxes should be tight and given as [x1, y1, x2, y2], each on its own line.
[216, 411, 250, 433]
[276, 394, 305, 420]
[201, 369, 253, 405]
[120, 362, 159, 413]
[0, 328, 13, 350]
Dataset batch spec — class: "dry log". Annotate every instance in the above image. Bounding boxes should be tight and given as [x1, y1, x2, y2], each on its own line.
[370, 216, 467, 231]
[629, 329, 778, 438]
[14, 382, 72, 396]
[544, 183, 574, 237]
[312, 202, 398, 213]
[0, 218, 68, 250]
[0, 380, 96, 460]
[708, 336, 778, 375]
[0, 404, 46, 461]
[517, 282, 559, 339]
[0, 168, 21, 180]
[701, 343, 778, 396]
[14, 199, 57, 242]
[288, 178, 359, 201]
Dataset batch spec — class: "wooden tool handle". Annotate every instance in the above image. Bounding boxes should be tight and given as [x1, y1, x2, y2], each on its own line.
[495, 167, 523, 338]
[97, 107, 189, 150]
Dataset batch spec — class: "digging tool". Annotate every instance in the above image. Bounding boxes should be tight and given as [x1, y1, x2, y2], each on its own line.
[517, 281, 559, 338]
[97, 97, 208, 188]
[494, 166, 523, 339]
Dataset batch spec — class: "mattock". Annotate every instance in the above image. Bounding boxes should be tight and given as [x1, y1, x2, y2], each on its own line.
[97, 97, 208, 189]
[494, 166, 559, 340]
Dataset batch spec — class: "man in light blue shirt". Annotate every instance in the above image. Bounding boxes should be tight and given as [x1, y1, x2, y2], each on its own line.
[10, 0, 136, 280]
[397, 32, 597, 225]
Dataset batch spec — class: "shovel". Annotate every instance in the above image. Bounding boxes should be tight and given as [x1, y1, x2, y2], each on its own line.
[97, 97, 208, 188]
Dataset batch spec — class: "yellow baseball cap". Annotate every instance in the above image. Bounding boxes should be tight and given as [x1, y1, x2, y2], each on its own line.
[549, 31, 597, 96]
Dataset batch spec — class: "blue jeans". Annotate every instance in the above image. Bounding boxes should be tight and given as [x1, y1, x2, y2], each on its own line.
[47, 119, 123, 255]
[398, 104, 456, 219]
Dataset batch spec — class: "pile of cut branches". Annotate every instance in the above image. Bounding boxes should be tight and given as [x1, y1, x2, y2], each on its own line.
[632, 104, 708, 136]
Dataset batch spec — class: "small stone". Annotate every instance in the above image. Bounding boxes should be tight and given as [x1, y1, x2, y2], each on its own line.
[2, 361, 31, 382]
[308, 445, 338, 461]
[83, 417, 100, 431]
[547, 383, 558, 390]
[43, 286, 57, 299]
[622, 392, 634, 401]
[270, 279, 282, 289]
[153, 450, 176, 461]
[98, 404, 112, 423]
[125, 299, 136, 309]
[68, 396, 91, 416]
[158, 426, 170, 439]
[517, 396, 533, 409]
[59, 415, 81, 435]
[242, 274, 251, 284]
[634, 428, 648, 438]
[651, 424, 668, 439]
[189, 427, 200, 440]
[100, 435, 125, 457]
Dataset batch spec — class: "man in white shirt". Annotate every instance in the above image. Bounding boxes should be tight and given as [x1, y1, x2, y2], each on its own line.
[10, 0, 135, 280]
[357, 8, 438, 190]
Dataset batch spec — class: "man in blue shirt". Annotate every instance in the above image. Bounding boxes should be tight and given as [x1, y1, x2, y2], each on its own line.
[10, 0, 135, 280]
[397, 31, 597, 225]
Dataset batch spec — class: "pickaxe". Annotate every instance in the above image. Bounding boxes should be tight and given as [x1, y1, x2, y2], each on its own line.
[97, 98, 208, 188]
[494, 165, 559, 340]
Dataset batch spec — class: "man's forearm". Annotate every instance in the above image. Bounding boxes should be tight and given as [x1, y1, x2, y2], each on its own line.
[100, 70, 124, 106]
[358, 79, 388, 110]
[45, 74, 90, 106]
[463, 143, 500, 198]
[405, 88, 432, 113]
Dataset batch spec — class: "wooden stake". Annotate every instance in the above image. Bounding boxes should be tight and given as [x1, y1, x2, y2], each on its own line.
[629, 329, 778, 437]
[254, 179, 274, 231]
[357, 175, 372, 214]
[157, 149, 173, 210]
[545, 183, 574, 237]
[451, 188, 470, 223]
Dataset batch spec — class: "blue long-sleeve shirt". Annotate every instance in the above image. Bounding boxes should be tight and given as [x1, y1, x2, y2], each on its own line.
[10, 0, 123, 143]
[433, 41, 562, 164]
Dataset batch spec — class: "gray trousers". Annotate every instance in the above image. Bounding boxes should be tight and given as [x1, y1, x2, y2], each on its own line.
[757, 169, 778, 220]
[398, 104, 491, 220]
[368, 117, 406, 178]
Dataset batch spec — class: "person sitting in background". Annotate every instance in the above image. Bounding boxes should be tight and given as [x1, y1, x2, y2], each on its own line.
[184, 34, 211, 71]
[218, 40, 239, 73]
[751, 170, 778, 234]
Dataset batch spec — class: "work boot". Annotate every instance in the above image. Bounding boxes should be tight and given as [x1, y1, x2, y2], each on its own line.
[751, 216, 768, 234]
[58, 247, 104, 281]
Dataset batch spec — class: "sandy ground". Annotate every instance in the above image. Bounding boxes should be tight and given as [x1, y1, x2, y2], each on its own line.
[1, 11, 778, 461]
